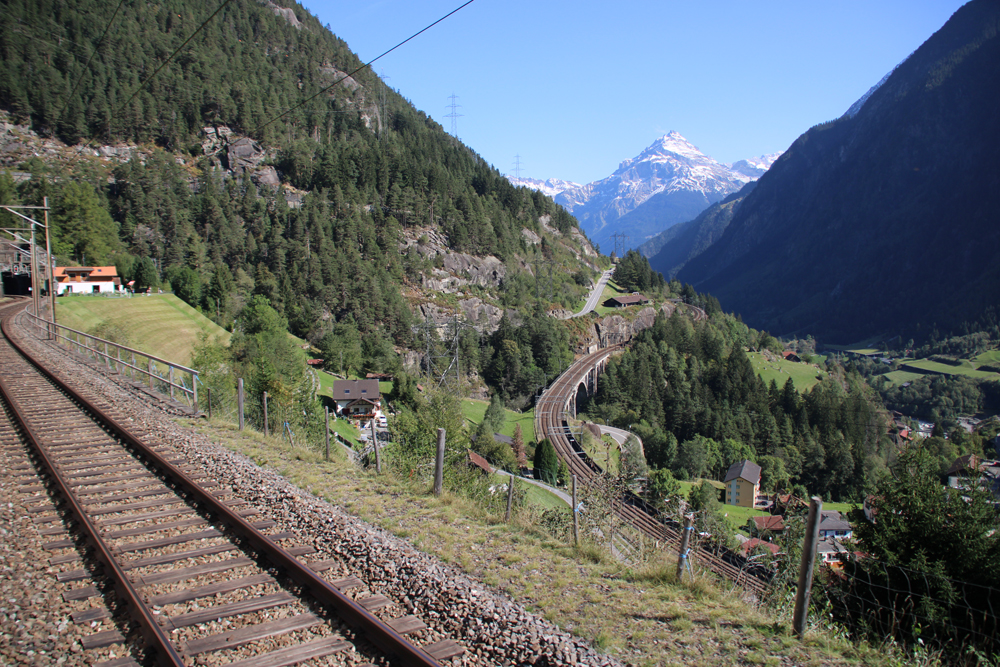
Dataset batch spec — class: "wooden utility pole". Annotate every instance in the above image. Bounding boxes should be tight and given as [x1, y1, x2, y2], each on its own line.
[237, 378, 245, 431]
[433, 428, 445, 495]
[263, 391, 269, 436]
[505, 476, 514, 523]
[572, 474, 579, 546]
[677, 513, 694, 581]
[793, 496, 823, 638]
[324, 406, 330, 461]
[372, 417, 381, 473]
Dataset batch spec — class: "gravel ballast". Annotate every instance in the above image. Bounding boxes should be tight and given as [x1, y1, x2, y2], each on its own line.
[5, 316, 623, 667]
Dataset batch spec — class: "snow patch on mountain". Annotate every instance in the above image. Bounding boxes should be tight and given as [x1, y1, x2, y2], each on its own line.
[727, 153, 783, 180]
[506, 176, 581, 199]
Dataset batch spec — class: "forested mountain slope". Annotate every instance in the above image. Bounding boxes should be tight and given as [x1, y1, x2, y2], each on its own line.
[0, 0, 599, 352]
[678, 0, 1000, 344]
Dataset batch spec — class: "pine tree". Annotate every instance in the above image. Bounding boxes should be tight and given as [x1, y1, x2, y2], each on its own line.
[533, 438, 558, 485]
[511, 424, 527, 469]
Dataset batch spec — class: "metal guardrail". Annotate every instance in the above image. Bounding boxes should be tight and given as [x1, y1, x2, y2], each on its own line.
[21, 309, 199, 411]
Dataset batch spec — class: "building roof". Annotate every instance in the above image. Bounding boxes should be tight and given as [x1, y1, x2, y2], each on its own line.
[332, 379, 380, 402]
[752, 515, 785, 532]
[54, 266, 118, 281]
[466, 450, 492, 474]
[945, 454, 982, 478]
[608, 293, 650, 306]
[819, 511, 852, 533]
[741, 538, 780, 557]
[724, 459, 762, 485]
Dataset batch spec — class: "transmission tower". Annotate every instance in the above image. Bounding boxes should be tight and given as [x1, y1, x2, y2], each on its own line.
[513, 155, 524, 180]
[610, 232, 630, 258]
[445, 93, 463, 137]
[411, 313, 478, 394]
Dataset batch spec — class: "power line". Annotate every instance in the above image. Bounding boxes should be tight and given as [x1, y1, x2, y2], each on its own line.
[112, 0, 235, 122]
[250, 0, 477, 137]
[57, 0, 126, 121]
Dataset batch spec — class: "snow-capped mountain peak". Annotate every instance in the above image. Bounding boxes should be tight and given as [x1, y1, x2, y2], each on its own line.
[506, 176, 581, 199]
[505, 132, 783, 253]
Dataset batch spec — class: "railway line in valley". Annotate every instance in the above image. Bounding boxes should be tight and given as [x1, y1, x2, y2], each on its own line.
[0, 297, 464, 666]
[534, 343, 771, 597]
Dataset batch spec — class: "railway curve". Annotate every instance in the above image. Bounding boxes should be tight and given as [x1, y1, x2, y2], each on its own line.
[534, 343, 772, 596]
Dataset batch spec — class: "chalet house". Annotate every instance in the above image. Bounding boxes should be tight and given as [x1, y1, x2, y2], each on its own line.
[54, 266, 120, 295]
[818, 510, 853, 539]
[724, 459, 761, 508]
[817, 537, 850, 569]
[466, 449, 493, 475]
[945, 454, 1000, 499]
[741, 537, 780, 558]
[781, 350, 802, 363]
[748, 515, 785, 538]
[332, 379, 381, 421]
[606, 293, 650, 308]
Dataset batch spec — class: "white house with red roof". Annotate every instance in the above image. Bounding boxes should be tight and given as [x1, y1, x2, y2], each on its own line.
[54, 266, 120, 295]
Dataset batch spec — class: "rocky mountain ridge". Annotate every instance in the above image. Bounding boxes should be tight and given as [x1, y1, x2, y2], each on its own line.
[507, 133, 779, 254]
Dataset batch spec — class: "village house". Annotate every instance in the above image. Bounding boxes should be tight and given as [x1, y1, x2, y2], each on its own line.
[741, 537, 780, 559]
[54, 266, 121, 295]
[747, 514, 785, 538]
[724, 459, 762, 508]
[332, 379, 381, 422]
[818, 510, 853, 539]
[605, 293, 650, 308]
[817, 536, 850, 569]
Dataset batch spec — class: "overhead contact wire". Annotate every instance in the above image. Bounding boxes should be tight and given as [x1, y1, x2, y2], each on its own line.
[57, 0, 127, 120]
[112, 0, 234, 121]
[251, 0, 478, 136]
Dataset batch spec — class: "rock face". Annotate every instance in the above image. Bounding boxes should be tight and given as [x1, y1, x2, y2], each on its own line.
[225, 137, 267, 174]
[262, 0, 302, 29]
[577, 303, 677, 351]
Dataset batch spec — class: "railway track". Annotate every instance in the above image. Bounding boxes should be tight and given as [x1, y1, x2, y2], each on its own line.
[534, 345, 772, 596]
[0, 299, 462, 666]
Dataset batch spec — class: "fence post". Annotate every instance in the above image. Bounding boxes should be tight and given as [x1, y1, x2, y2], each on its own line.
[572, 474, 579, 546]
[148, 358, 154, 390]
[434, 428, 445, 496]
[207, 387, 212, 420]
[263, 391, 269, 436]
[505, 475, 515, 523]
[324, 406, 330, 461]
[372, 418, 381, 473]
[168, 365, 175, 399]
[677, 513, 694, 582]
[237, 378, 245, 431]
[192, 372, 199, 413]
[793, 496, 823, 638]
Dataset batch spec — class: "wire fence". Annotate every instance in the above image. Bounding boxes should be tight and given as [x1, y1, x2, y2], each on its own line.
[820, 559, 1000, 660]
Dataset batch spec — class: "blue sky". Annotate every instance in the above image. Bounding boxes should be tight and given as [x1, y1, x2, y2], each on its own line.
[301, 1, 966, 185]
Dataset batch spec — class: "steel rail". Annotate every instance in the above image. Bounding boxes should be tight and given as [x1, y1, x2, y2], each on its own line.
[535, 342, 772, 593]
[0, 300, 442, 667]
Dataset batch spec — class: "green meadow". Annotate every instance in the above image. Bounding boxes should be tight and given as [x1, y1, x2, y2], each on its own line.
[54, 293, 229, 367]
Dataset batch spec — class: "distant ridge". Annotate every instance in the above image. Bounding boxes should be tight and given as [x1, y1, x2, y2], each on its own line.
[677, 0, 1000, 342]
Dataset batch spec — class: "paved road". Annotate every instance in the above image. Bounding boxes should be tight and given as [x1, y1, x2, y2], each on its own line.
[572, 269, 613, 318]
[495, 469, 573, 507]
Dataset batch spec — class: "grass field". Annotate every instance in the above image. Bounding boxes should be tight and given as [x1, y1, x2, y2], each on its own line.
[461, 398, 536, 443]
[747, 351, 826, 392]
[55, 293, 229, 367]
[592, 280, 632, 318]
[900, 359, 1000, 380]
[881, 370, 927, 386]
